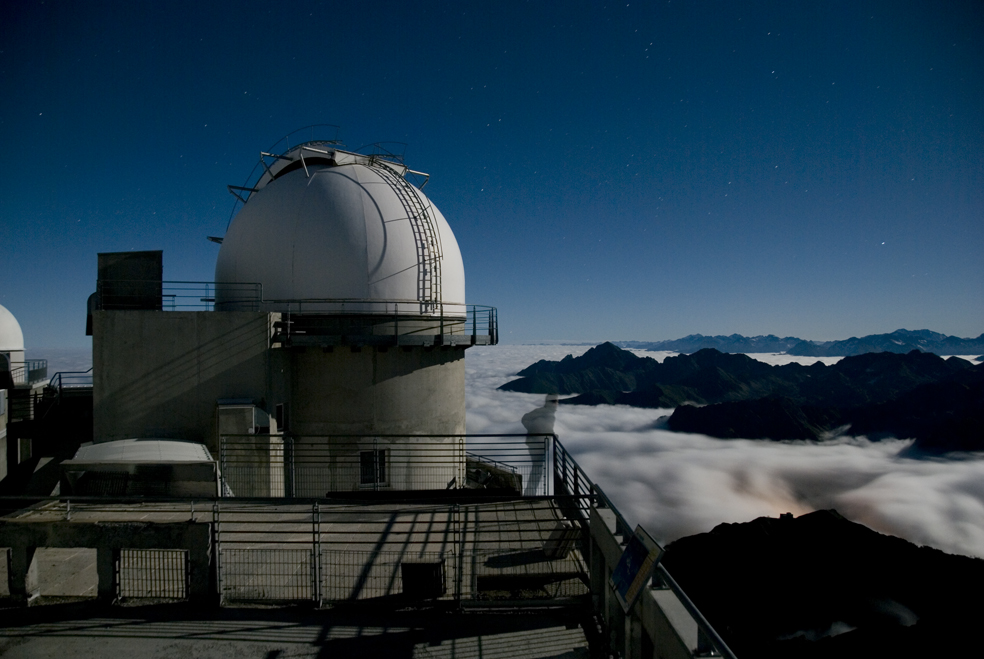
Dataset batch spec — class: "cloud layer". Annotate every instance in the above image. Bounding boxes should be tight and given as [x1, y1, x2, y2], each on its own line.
[467, 345, 984, 558]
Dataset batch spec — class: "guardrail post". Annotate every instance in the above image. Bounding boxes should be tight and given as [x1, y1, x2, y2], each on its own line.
[213, 501, 222, 605]
[313, 502, 321, 606]
[453, 503, 462, 605]
[285, 435, 295, 497]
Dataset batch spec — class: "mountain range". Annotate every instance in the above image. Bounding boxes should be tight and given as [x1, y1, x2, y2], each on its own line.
[617, 329, 984, 357]
[499, 342, 984, 451]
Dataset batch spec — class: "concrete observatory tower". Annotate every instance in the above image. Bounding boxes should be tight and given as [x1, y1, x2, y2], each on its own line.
[213, 130, 495, 494]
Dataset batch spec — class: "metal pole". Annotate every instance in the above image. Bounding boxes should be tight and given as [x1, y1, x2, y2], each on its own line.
[213, 502, 222, 604]
[313, 502, 321, 605]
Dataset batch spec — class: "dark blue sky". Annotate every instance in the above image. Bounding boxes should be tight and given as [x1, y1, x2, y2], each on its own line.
[2, 1, 981, 348]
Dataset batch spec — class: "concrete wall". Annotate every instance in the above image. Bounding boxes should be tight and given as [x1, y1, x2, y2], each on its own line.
[0, 520, 211, 603]
[288, 345, 465, 436]
[287, 345, 466, 493]
[93, 311, 274, 455]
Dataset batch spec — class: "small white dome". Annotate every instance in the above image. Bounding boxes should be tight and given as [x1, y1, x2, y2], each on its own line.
[0, 304, 24, 351]
[215, 158, 465, 316]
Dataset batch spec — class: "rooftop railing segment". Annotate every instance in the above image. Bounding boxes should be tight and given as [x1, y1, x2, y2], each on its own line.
[7, 360, 48, 386]
[220, 433, 545, 498]
[48, 368, 93, 390]
[553, 436, 738, 659]
[47, 368, 93, 404]
[96, 280, 263, 311]
[94, 280, 498, 345]
[0, 495, 589, 607]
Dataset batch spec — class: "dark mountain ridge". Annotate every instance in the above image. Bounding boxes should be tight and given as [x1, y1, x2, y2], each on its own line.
[787, 328, 984, 357]
[499, 343, 984, 450]
[619, 333, 801, 354]
[617, 328, 984, 357]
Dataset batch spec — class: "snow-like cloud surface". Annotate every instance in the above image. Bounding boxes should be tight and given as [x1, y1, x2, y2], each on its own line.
[466, 345, 984, 558]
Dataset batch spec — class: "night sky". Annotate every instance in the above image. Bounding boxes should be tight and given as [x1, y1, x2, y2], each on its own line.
[1, 1, 981, 348]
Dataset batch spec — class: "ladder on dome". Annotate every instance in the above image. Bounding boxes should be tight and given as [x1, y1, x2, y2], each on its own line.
[369, 161, 443, 314]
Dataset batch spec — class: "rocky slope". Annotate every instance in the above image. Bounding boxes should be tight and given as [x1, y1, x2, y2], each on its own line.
[662, 510, 983, 658]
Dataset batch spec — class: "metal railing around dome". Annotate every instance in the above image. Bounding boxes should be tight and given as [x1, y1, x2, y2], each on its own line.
[266, 300, 497, 346]
[94, 280, 498, 345]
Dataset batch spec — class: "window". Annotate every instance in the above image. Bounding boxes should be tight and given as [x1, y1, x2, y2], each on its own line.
[275, 403, 288, 432]
[360, 450, 386, 485]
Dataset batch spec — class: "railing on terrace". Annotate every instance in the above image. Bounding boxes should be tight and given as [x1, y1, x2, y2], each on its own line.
[96, 281, 263, 311]
[48, 368, 93, 392]
[220, 434, 547, 498]
[7, 360, 48, 386]
[552, 436, 738, 659]
[94, 281, 498, 344]
[0, 495, 589, 607]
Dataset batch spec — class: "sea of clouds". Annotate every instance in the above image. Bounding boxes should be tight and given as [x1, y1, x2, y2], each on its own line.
[467, 344, 984, 559]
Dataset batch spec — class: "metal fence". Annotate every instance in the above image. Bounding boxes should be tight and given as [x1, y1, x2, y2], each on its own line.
[207, 497, 587, 606]
[8, 360, 48, 386]
[117, 549, 188, 600]
[550, 438, 738, 659]
[221, 548, 314, 602]
[219, 434, 550, 498]
[96, 281, 263, 311]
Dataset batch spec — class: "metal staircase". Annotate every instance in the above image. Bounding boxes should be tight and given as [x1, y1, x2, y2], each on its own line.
[369, 160, 443, 314]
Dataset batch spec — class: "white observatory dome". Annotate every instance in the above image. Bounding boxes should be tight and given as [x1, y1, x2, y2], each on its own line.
[0, 304, 24, 352]
[215, 155, 465, 316]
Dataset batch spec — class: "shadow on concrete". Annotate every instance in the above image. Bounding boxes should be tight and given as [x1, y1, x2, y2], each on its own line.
[0, 600, 594, 659]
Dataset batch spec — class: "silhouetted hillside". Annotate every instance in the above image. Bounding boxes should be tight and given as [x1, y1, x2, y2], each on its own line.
[662, 510, 984, 658]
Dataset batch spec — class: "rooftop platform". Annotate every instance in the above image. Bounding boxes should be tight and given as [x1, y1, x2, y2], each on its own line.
[0, 436, 737, 659]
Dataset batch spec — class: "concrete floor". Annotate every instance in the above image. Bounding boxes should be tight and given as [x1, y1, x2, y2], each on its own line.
[0, 602, 593, 658]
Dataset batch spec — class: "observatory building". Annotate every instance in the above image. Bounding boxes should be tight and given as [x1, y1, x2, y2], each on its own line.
[0, 130, 734, 659]
[0, 303, 50, 479]
[89, 137, 497, 496]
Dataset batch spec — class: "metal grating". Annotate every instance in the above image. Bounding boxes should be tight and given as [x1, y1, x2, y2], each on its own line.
[220, 548, 314, 602]
[117, 549, 188, 600]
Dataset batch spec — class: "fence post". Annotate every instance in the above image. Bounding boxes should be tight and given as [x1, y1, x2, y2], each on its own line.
[313, 501, 321, 606]
[213, 501, 222, 605]
[219, 435, 226, 494]
[285, 434, 295, 497]
[453, 503, 462, 605]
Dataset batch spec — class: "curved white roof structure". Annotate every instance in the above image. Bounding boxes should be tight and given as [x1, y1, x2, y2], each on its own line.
[215, 145, 465, 316]
[0, 304, 24, 352]
[72, 438, 214, 462]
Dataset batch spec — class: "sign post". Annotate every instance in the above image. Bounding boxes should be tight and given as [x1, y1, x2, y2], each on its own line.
[609, 525, 664, 613]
